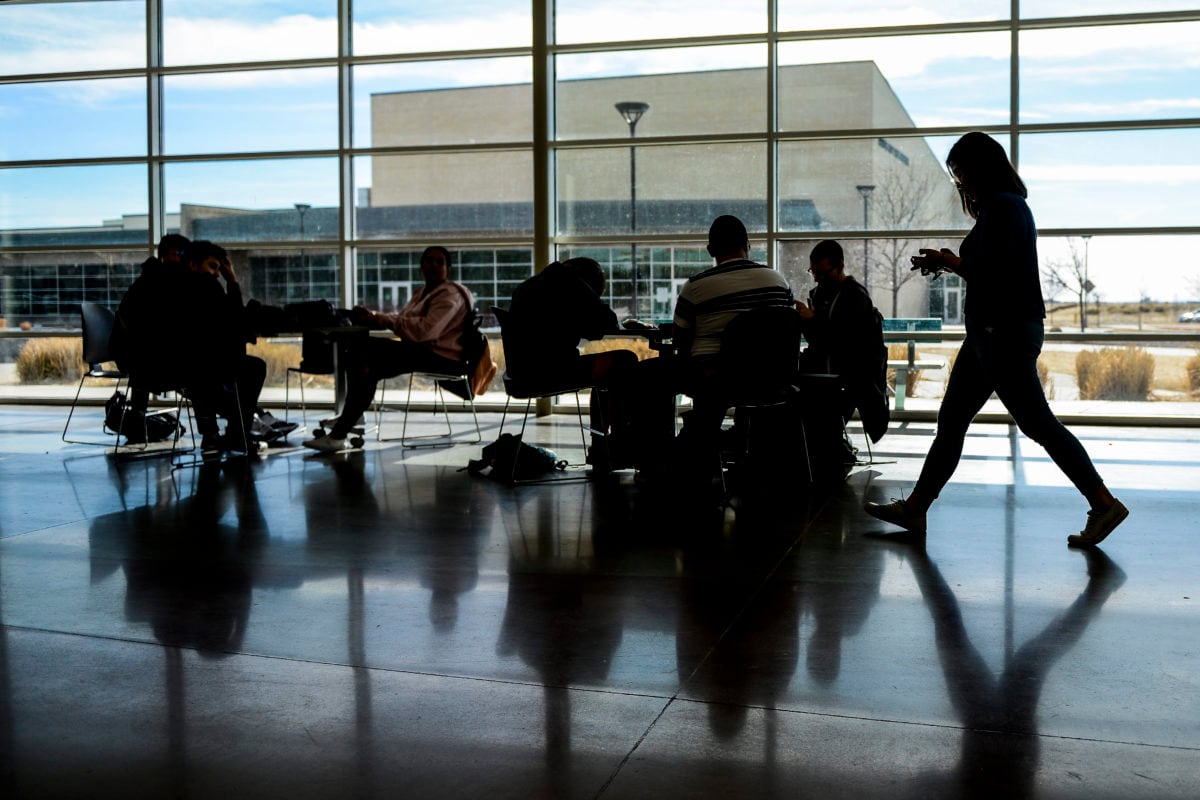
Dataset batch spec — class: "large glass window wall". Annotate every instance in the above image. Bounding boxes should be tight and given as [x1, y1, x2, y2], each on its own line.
[2, 1, 1198, 415]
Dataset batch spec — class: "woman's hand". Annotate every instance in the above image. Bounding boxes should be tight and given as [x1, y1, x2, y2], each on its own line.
[911, 248, 960, 277]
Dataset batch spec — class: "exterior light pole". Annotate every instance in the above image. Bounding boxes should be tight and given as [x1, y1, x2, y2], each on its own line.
[294, 203, 311, 238]
[856, 184, 875, 293]
[616, 101, 649, 318]
[295, 203, 311, 281]
[1082, 234, 1092, 331]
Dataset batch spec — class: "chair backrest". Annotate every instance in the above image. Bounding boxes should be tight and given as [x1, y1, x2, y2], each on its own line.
[79, 302, 117, 368]
[719, 305, 802, 398]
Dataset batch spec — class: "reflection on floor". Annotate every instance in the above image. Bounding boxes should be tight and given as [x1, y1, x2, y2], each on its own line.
[1, 405, 1197, 798]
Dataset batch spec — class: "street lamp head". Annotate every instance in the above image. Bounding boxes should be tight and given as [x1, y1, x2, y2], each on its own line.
[856, 184, 876, 199]
[615, 101, 650, 129]
[294, 203, 311, 214]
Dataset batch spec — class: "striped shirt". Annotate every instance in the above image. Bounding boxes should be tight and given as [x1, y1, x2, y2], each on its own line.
[674, 259, 794, 358]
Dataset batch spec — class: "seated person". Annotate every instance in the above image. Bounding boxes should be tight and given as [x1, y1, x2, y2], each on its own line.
[669, 215, 795, 471]
[111, 233, 191, 411]
[796, 239, 889, 444]
[177, 241, 268, 452]
[304, 245, 474, 452]
[503, 257, 638, 465]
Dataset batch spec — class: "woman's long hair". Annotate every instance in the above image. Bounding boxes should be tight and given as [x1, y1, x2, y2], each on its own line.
[946, 131, 1027, 219]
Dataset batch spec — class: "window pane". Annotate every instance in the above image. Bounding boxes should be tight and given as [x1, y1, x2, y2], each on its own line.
[0, 250, 147, 328]
[779, 32, 1010, 132]
[357, 246, 532, 313]
[164, 68, 338, 155]
[778, 137, 967, 234]
[163, 0, 336, 67]
[1040, 234, 1200, 316]
[779, 236, 961, 320]
[1020, 130, 1200, 229]
[1022, 1, 1200, 17]
[1021, 22, 1200, 124]
[557, 243, 740, 321]
[353, 1, 529, 55]
[558, 143, 767, 237]
[556, 0, 764, 45]
[556, 46, 766, 140]
[779, 1, 1009, 30]
[0, 165, 147, 235]
[0, 1, 144, 75]
[0, 78, 145, 161]
[165, 159, 339, 243]
[355, 59, 532, 148]
[237, 247, 340, 308]
[354, 153, 534, 239]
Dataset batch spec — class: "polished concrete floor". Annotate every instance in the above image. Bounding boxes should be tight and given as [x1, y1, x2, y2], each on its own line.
[1, 404, 1197, 799]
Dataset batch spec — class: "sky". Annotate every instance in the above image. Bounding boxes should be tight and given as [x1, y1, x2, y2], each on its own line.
[1, 1, 1198, 301]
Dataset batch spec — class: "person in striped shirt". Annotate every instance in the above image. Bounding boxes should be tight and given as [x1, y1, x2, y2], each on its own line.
[668, 215, 796, 479]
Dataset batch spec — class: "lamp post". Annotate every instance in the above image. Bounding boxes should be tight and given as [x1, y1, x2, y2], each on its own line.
[616, 101, 649, 318]
[1082, 234, 1092, 332]
[294, 203, 311, 238]
[295, 203, 311, 281]
[856, 184, 875, 292]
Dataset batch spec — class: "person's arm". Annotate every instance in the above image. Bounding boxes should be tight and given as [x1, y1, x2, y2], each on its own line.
[672, 294, 695, 359]
[390, 284, 466, 343]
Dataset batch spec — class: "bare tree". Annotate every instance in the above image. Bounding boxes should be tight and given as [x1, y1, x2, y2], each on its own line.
[1186, 274, 1200, 303]
[1042, 238, 1090, 331]
[867, 161, 958, 317]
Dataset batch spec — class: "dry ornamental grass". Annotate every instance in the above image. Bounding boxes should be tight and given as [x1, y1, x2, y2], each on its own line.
[16, 338, 84, 384]
[1076, 347, 1155, 401]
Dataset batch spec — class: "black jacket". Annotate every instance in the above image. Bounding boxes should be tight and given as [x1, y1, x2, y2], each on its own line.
[799, 276, 889, 443]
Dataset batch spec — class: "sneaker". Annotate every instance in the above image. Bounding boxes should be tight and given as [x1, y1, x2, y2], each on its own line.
[303, 434, 346, 453]
[256, 409, 282, 427]
[864, 497, 927, 532]
[1067, 499, 1129, 548]
[272, 420, 300, 437]
[250, 417, 284, 441]
[259, 411, 299, 434]
[201, 433, 228, 456]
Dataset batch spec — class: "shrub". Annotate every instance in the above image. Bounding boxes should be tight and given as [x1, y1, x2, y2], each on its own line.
[247, 341, 308, 388]
[1187, 351, 1200, 397]
[1076, 347, 1154, 400]
[1037, 358, 1055, 401]
[886, 343, 921, 395]
[16, 337, 84, 384]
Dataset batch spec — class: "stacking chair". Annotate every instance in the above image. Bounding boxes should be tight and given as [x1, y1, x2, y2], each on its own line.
[284, 328, 338, 433]
[376, 369, 482, 448]
[375, 310, 485, 448]
[62, 302, 129, 447]
[492, 306, 594, 483]
[714, 306, 807, 490]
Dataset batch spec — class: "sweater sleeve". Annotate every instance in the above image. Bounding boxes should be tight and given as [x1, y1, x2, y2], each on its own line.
[379, 283, 467, 344]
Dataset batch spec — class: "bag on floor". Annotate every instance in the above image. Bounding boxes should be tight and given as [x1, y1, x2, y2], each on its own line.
[467, 433, 564, 482]
[104, 390, 182, 443]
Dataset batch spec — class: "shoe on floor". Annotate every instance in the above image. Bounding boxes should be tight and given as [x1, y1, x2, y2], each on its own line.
[201, 433, 230, 455]
[1068, 499, 1129, 548]
[864, 498, 927, 532]
[303, 434, 346, 453]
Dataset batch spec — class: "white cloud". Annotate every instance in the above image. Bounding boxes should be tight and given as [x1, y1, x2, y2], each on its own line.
[1025, 164, 1200, 186]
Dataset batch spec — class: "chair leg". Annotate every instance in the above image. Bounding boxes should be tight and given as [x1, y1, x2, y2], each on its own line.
[285, 367, 309, 433]
[60, 374, 88, 443]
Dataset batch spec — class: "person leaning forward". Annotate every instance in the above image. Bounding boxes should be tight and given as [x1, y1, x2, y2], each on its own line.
[796, 238, 889, 444]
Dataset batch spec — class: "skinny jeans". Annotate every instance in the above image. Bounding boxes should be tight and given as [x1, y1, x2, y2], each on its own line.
[914, 319, 1102, 501]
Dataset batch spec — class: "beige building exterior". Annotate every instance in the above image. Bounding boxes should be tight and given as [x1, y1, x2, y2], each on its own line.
[370, 61, 965, 319]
